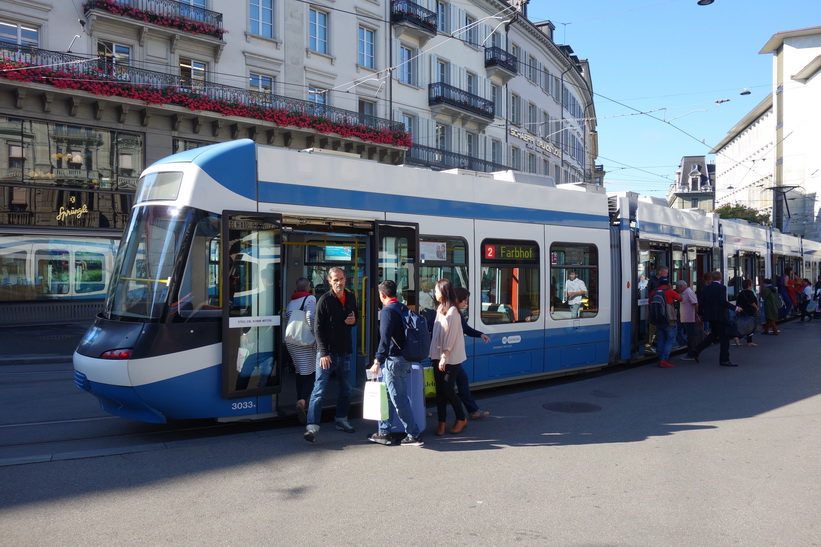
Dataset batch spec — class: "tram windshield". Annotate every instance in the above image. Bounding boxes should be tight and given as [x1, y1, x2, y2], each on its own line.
[105, 205, 212, 321]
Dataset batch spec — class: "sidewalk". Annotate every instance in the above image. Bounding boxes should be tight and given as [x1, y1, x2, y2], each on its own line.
[0, 321, 91, 365]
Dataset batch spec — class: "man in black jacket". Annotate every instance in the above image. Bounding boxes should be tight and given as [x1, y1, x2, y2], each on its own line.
[304, 267, 358, 442]
[366, 280, 423, 446]
[693, 271, 742, 367]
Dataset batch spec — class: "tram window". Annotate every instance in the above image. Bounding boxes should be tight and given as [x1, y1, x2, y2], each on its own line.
[35, 250, 71, 295]
[479, 239, 540, 325]
[74, 252, 105, 294]
[305, 240, 365, 297]
[176, 213, 221, 319]
[550, 242, 598, 320]
[419, 236, 468, 314]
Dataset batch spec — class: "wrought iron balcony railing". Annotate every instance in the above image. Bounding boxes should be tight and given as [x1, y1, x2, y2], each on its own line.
[406, 144, 510, 173]
[484, 46, 517, 75]
[0, 44, 408, 142]
[428, 82, 494, 120]
[390, 0, 437, 35]
[84, 0, 225, 40]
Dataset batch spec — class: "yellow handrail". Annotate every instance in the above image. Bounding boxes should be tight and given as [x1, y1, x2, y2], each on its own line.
[360, 275, 368, 356]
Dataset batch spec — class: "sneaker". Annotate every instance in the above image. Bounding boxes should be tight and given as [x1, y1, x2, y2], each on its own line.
[658, 361, 675, 368]
[304, 424, 319, 443]
[368, 433, 392, 446]
[470, 410, 490, 420]
[335, 418, 356, 433]
[400, 435, 424, 447]
[681, 356, 697, 361]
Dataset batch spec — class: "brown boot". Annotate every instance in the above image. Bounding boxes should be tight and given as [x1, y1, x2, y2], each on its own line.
[435, 422, 446, 436]
[449, 419, 468, 434]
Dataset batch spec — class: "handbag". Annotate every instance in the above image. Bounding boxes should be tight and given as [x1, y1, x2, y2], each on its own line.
[362, 380, 389, 421]
[728, 314, 756, 338]
[423, 366, 436, 399]
[285, 296, 315, 346]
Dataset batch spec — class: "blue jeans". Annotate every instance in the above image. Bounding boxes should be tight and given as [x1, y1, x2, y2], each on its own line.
[378, 356, 420, 437]
[306, 353, 351, 426]
[570, 303, 581, 318]
[655, 323, 676, 361]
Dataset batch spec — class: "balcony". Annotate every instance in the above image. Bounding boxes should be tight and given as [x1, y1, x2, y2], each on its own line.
[0, 44, 410, 153]
[390, 0, 437, 45]
[484, 46, 517, 84]
[428, 82, 494, 128]
[406, 144, 510, 173]
[84, 0, 225, 59]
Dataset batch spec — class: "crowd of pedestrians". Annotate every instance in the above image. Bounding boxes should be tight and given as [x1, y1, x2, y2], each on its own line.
[300, 266, 819, 446]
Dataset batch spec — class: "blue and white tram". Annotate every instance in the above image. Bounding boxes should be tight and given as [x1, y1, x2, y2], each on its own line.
[718, 218, 769, 300]
[71, 139, 814, 423]
[72, 139, 625, 423]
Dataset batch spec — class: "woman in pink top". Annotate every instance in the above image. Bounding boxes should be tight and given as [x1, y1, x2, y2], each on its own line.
[429, 278, 468, 435]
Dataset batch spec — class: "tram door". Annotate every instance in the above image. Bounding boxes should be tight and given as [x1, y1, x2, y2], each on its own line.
[372, 222, 419, 356]
[221, 212, 283, 399]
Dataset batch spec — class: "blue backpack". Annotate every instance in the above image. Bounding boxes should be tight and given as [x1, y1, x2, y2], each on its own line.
[391, 305, 431, 362]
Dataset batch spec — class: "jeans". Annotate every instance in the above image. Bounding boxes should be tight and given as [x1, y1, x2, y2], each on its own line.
[378, 356, 420, 437]
[570, 303, 581, 318]
[456, 366, 478, 414]
[306, 353, 351, 425]
[655, 323, 677, 361]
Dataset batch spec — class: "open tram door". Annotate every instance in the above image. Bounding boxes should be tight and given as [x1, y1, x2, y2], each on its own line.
[371, 222, 419, 356]
[220, 212, 284, 401]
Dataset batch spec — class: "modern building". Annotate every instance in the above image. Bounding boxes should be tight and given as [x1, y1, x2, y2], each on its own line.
[712, 25, 821, 240]
[0, 0, 597, 323]
[666, 155, 715, 212]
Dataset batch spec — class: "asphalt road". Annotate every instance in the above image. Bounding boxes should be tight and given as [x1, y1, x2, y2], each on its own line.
[1, 319, 819, 546]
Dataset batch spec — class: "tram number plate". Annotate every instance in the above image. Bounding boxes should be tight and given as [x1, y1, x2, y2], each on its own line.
[231, 401, 256, 411]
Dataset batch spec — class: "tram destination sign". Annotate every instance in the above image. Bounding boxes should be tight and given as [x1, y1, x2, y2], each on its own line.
[483, 242, 539, 263]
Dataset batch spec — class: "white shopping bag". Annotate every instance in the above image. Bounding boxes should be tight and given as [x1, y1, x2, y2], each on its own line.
[362, 381, 389, 421]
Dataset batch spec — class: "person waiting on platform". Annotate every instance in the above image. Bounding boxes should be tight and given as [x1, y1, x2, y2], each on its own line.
[454, 287, 491, 420]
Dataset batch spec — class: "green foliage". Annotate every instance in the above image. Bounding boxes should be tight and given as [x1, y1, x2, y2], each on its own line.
[713, 204, 770, 225]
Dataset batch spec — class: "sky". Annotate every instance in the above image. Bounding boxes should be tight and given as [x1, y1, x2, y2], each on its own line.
[525, 0, 820, 197]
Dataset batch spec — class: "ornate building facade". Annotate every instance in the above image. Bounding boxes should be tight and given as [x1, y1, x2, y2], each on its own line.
[0, 0, 597, 322]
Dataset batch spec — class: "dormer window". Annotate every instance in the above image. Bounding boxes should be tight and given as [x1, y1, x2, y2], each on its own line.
[688, 164, 701, 190]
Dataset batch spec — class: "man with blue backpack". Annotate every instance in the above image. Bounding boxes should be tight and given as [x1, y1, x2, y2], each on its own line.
[367, 280, 424, 447]
[649, 276, 681, 368]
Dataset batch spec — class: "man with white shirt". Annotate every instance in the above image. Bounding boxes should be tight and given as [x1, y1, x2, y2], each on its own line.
[565, 271, 587, 318]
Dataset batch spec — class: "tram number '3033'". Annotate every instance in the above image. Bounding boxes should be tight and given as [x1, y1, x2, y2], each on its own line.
[231, 401, 256, 411]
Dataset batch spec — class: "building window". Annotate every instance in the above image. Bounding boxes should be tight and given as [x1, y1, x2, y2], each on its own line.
[249, 73, 273, 94]
[0, 20, 38, 46]
[491, 84, 501, 117]
[550, 242, 598, 319]
[466, 132, 476, 158]
[308, 87, 327, 105]
[436, 2, 449, 34]
[511, 147, 521, 170]
[691, 198, 699, 208]
[527, 55, 537, 83]
[510, 94, 520, 125]
[250, 0, 274, 39]
[491, 139, 501, 165]
[180, 58, 206, 91]
[435, 123, 448, 150]
[358, 26, 375, 68]
[528, 103, 537, 129]
[528, 153, 537, 173]
[464, 15, 477, 46]
[398, 45, 416, 85]
[309, 8, 328, 54]
[358, 99, 375, 117]
[436, 60, 448, 84]
[401, 113, 415, 139]
[97, 41, 130, 80]
[466, 71, 477, 96]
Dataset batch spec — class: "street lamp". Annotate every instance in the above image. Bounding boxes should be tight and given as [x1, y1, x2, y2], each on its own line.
[697, 0, 714, 5]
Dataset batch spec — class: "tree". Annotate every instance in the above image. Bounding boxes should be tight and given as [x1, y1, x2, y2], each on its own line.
[713, 204, 770, 225]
